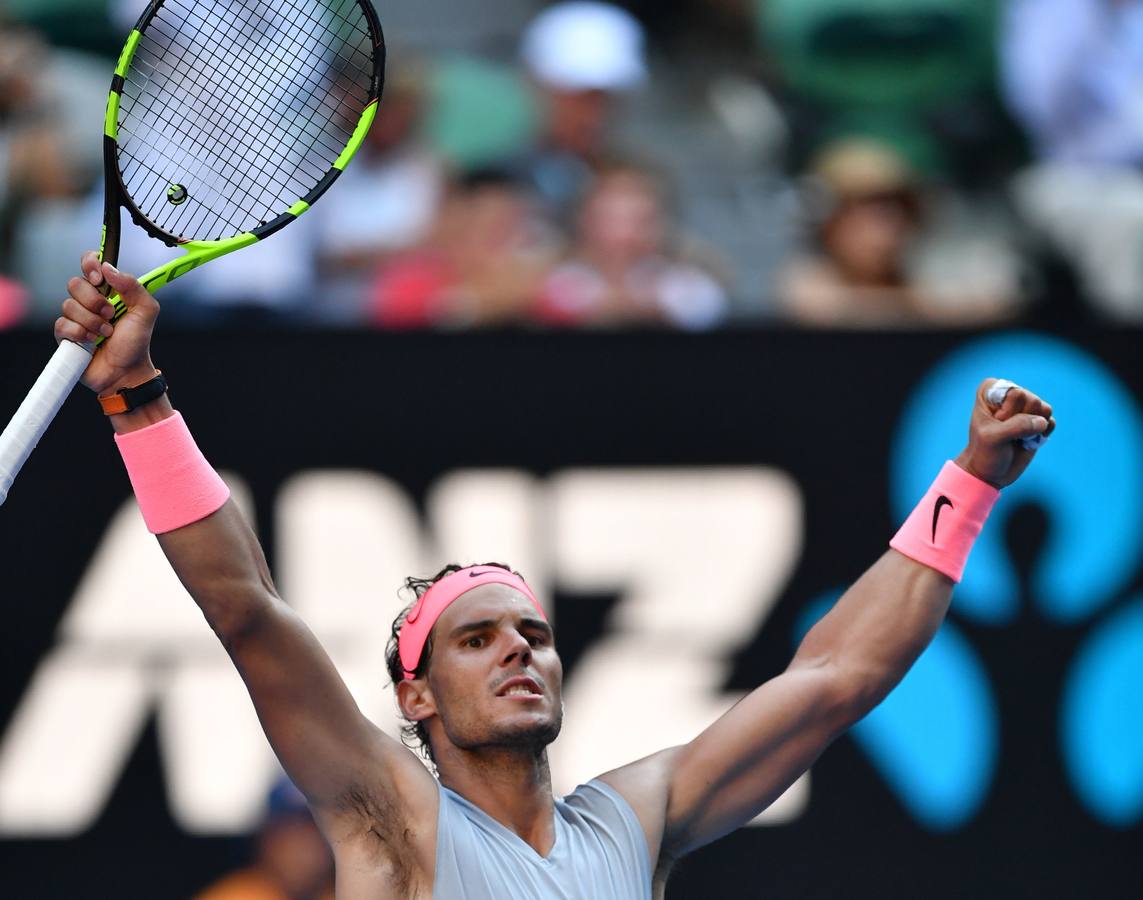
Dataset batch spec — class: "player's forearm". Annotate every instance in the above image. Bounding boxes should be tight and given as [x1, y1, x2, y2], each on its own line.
[108, 393, 281, 643]
[791, 453, 1005, 720]
[157, 500, 283, 647]
[790, 392, 1040, 723]
[790, 550, 952, 721]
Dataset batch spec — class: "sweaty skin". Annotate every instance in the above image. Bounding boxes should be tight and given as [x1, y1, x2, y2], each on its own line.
[57, 252, 1055, 898]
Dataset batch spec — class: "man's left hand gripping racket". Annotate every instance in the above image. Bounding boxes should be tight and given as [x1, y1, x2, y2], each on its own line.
[0, 0, 384, 504]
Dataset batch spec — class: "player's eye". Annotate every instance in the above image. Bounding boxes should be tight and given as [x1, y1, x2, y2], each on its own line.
[463, 636, 486, 649]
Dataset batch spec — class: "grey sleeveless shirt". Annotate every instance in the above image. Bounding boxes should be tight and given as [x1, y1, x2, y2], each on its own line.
[433, 780, 652, 899]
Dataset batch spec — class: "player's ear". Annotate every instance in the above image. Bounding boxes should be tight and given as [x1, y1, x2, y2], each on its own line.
[396, 677, 436, 722]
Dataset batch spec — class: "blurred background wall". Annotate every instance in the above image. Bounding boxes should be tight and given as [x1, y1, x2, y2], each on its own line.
[7, 0, 1143, 331]
[0, 0, 1141, 897]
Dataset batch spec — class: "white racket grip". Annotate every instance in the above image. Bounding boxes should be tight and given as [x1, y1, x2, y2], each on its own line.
[0, 340, 93, 505]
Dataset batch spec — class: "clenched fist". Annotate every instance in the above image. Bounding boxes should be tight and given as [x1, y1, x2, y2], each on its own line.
[954, 378, 1056, 489]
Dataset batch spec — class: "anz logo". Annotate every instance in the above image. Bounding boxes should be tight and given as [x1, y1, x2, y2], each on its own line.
[0, 332, 1137, 838]
[0, 465, 808, 835]
[801, 333, 1143, 831]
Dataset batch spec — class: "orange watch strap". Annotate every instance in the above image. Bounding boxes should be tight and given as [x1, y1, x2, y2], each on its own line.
[98, 392, 131, 415]
[98, 369, 164, 416]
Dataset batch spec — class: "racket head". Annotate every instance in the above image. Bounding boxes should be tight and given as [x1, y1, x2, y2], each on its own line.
[102, 0, 384, 257]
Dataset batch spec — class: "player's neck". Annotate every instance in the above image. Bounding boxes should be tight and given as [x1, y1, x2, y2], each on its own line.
[438, 748, 556, 855]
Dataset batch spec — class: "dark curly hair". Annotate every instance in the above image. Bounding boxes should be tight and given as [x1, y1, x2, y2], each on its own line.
[384, 562, 519, 764]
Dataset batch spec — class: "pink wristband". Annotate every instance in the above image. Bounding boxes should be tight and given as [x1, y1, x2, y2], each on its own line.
[114, 412, 230, 534]
[889, 461, 999, 583]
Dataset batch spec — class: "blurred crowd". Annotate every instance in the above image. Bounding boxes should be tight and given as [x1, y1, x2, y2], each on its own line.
[193, 778, 334, 900]
[2, 0, 1143, 330]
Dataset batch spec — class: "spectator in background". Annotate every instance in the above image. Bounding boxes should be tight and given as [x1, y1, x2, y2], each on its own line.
[368, 169, 552, 328]
[515, 1, 648, 224]
[776, 137, 1026, 328]
[0, 27, 74, 202]
[309, 60, 446, 322]
[536, 161, 729, 329]
[194, 778, 333, 900]
[1, 20, 104, 297]
[1002, 0, 1143, 322]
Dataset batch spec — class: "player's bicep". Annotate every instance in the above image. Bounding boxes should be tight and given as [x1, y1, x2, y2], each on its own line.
[664, 662, 851, 855]
[159, 506, 437, 844]
[224, 597, 435, 812]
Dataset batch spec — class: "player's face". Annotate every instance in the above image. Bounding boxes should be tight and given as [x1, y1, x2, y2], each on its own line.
[425, 585, 563, 755]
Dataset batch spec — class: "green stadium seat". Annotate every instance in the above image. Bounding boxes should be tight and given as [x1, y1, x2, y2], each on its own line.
[425, 56, 539, 170]
[757, 0, 995, 110]
[4, 0, 118, 56]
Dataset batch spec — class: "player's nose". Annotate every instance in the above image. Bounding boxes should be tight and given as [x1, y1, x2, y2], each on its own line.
[500, 628, 533, 668]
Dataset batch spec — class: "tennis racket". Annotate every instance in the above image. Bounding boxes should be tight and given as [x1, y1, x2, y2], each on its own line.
[0, 0, 384, 504]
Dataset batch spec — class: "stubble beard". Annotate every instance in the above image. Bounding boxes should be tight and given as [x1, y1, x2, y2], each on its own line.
[449, 702, 564, 757]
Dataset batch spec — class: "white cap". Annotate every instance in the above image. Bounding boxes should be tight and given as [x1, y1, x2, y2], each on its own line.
[521, 2, 647, 92]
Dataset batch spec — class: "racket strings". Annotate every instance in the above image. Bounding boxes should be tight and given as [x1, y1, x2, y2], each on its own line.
[123, 29, 299, 238]
[116, 0, 376, 242]
[142, 0, 365, 162]
[127, 0, 364, 237]
[217, 0, 371, 192]
[170, 0, 371, 142]
[132, 1, 341, 228]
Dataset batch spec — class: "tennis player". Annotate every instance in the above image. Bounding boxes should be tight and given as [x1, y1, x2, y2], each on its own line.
[58, 251, 1055, 899]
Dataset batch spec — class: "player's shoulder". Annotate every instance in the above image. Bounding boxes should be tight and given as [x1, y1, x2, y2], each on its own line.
[593, 746, 683, 863]
[596, 746, 681, 797]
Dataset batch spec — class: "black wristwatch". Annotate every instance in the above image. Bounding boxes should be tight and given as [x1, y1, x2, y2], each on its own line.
[99, 370, 168, 415]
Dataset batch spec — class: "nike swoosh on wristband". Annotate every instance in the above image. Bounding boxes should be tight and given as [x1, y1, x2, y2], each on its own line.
[932, 495, 954, 543]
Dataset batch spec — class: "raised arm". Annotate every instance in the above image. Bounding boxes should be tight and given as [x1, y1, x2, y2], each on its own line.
[604, 378, 1055, 862]
[56, 255, 437, 829]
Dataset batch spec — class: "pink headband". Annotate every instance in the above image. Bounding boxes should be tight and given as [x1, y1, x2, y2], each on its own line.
[398, 566, 546, 679]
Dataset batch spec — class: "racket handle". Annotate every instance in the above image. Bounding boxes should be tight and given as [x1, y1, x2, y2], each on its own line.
[0, 340, 93, 505]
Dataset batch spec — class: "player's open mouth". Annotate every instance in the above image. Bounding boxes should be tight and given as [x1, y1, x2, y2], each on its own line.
[497, 677, 542, 698]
